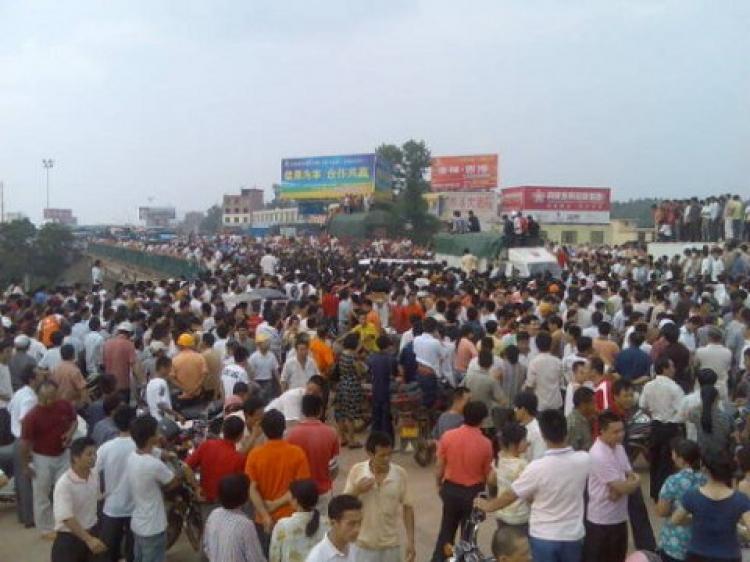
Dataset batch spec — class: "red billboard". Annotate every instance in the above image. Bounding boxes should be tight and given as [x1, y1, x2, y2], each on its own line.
[431, 154, 498, 191]
[501, 186, 611, 224]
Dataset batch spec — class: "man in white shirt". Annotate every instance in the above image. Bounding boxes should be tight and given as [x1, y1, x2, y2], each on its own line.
[476, 409, 591, 562]
[96, 406, 137, 562]
[639, 356, 685, 501]
[260, 249, 279, 276]
[51, 437, 107, 559]
[248, 334, 280, 402]
[221, 346, 251, 402]
[127, 415, 179, 562]
[305, 494, 363, 562]
[280, 336, 319, 391]
[694, 327, 732, 401]
[37, 331, 64, 374]
[514, 392, 546, 461]
[91, 260, 104, 286]
[145, 356, 180, 421]
[525, 332, 563, 411]
[0, 340, 13, 408]
[266, 375, 325, 423]
[413, 318, 447, 375]
[83, 317, 105, 378]
[8, 366, 39, 527]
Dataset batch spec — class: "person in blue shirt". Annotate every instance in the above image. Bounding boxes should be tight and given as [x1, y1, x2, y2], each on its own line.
[673, 451, 750, 562]
[367, 335, 400, 440]
[614, 332, 652, 386]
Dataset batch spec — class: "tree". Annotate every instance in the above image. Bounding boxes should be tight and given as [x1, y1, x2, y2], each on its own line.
[0, 219, 36, 284]
[200, 205, 223, 234]
[376, 140, 440, 245]
[33, 223, 75, 279]
[0, 219, 76, 286]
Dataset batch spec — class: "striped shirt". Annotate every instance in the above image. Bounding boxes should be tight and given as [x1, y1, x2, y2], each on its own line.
[203, 507, 265, 562]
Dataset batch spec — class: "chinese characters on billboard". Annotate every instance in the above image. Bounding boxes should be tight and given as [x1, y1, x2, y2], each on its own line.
[501, 186, 611, 224]
[280, 154, 391, 200]
[431, 154, 499, 191]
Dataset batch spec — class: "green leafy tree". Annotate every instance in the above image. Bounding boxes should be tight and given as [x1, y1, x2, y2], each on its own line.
[33, 223, 75, 279]
[0, 219, 76, 286]
[376, 140, 439, 244]
[200, 205, 223, 234]
[0, 219, 37, 284]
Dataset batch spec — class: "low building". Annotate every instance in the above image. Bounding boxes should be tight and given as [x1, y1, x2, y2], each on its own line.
[222, 188, 264, 227]
[540, 219, 655, 246]
[251, 207, 299, 228]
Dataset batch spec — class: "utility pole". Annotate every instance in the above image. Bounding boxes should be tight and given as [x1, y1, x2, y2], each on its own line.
[42, 158, 54, 210]
[0, 181, 4, 223]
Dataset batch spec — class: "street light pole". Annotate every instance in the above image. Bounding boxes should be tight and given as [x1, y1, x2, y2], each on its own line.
[42, 158, 54, 210]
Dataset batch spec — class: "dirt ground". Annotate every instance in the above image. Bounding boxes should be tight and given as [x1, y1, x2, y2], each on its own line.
[0, 444, 659, 562]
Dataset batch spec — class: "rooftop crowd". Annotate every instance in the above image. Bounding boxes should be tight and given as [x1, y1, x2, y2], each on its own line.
[0, 223, 750, 562]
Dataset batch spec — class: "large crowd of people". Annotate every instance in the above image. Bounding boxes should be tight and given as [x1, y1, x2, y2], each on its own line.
[652, 195, 750, 242]
[0, 227, 750, 562]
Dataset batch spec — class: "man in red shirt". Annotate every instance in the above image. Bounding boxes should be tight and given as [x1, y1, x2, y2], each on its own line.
[321, 285, 340, 333]
[186, 416, 246, 523]
[102, 322, 137, 401]
[433, 401, 492, 562]
[286, 394, 339, 510]
[20, 379, 78, 538]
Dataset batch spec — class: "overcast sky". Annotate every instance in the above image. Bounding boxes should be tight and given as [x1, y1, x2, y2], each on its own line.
[1, 1, 748, 224]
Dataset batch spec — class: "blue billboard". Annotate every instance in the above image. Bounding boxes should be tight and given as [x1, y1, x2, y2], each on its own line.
[280, 153, 391, 200]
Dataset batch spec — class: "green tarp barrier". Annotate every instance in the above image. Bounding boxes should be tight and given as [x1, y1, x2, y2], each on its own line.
[88, 243, 203, 279]
[327, 210, 392, 239]
[432, 232, 505, 259]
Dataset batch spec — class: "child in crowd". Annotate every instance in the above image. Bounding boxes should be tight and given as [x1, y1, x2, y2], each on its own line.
[489, 422, 530, 531]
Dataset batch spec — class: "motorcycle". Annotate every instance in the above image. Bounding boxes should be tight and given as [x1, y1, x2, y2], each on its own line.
[448, 497, 494, 562]
[626, 408, 652, 464]
[157, 418, 205, 552]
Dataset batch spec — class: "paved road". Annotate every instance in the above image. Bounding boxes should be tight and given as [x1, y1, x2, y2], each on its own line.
[0, 444, 658, 561]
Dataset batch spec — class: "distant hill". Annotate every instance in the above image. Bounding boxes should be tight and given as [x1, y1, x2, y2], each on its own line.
[611, 198, 658, 228]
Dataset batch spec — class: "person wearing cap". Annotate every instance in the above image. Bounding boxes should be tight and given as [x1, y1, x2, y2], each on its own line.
[102, 322, 137, 403]
[9, 334, 37, 392]
[171, 333, 208, 402]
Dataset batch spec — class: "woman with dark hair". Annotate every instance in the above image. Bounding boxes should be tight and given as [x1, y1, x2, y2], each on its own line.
[269, 479, 329, 562]
[688, 385, 733, 458]
[656, 439, 706, 562]
[673, 452, 750, 562]
[334, 332, 365, 448]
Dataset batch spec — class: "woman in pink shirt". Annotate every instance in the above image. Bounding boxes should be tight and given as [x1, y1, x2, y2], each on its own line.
[454, 326, 478, 378]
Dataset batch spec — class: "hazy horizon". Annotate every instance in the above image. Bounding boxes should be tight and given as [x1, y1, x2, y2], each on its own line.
[1, 1, 748, 225]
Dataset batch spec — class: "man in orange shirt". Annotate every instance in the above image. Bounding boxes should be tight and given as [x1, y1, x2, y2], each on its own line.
[404, 293, 425, 323]
[309, 323, 335, 377]
[433, 401, 492, 562]
[171, 333, 208, 400]
[245, 409, 310, 554]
